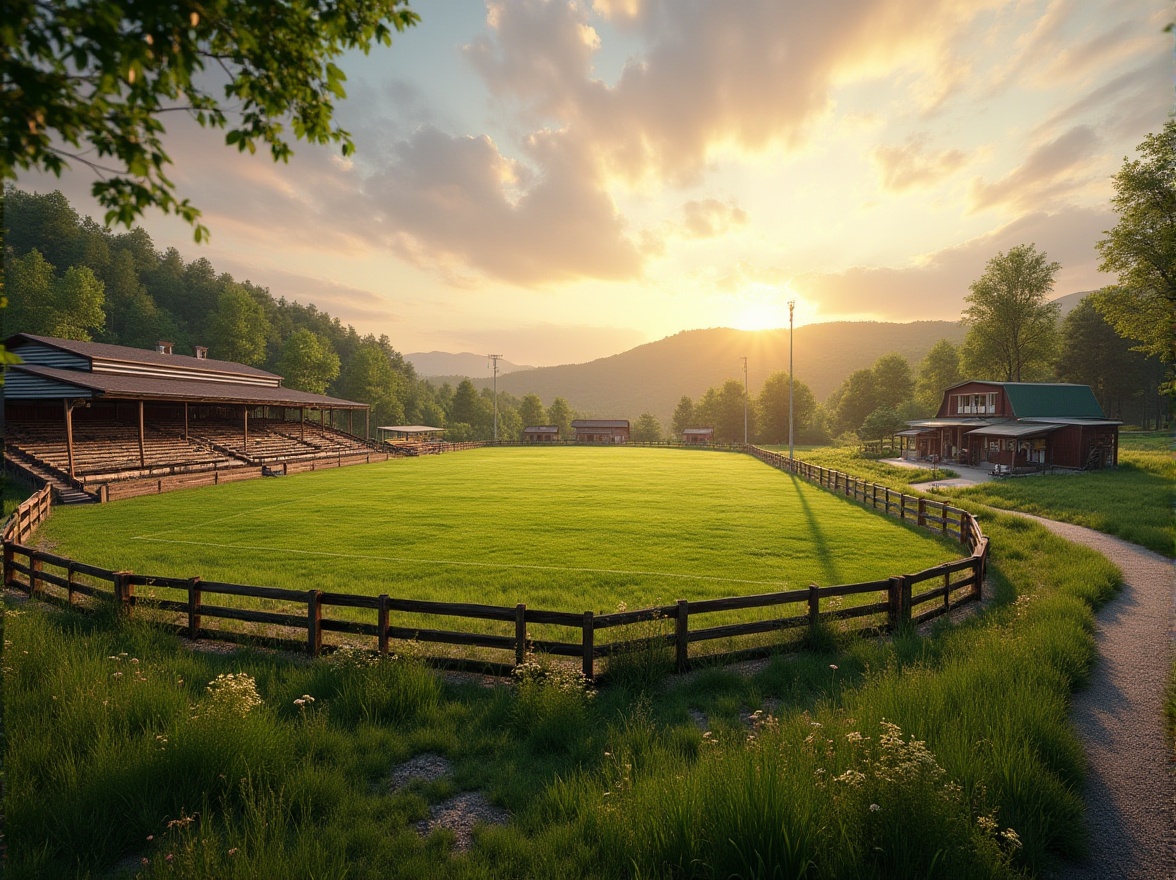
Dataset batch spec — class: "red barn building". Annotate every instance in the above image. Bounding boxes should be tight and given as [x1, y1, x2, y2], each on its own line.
[904, 381, 1120, 471]
[572, 419, 630, 444]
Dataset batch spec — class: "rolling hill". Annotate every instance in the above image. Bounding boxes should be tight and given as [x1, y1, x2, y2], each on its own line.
[438, 321, 970, 423]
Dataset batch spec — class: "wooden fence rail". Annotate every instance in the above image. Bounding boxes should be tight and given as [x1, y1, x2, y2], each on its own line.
[2, 450, 988, 679]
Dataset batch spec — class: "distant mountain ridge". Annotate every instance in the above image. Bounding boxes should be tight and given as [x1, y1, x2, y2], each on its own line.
[440, 320, 970, 423]
[407, 351, 534, 378]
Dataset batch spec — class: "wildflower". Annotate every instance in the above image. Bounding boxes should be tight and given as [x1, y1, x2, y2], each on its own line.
[829, 664, 838, 671]
[166, 853, 174, 862]
[147, 835, 154, 842]
[228, 848, 238, 856]
[1001, 828, 1022, 848]
[869, 803, 881, 812]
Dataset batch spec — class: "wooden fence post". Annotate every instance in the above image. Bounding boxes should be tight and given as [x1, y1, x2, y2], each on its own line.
[307, 589, 323, 656]
[900, 576, 912, 625]
[188, 577, 202, 638]
[113, 571, 134, 616]
[887, 576, 903, 630]
[899, 494, 907, 522]
[67, 561, 77, 606]
[956, 509, 967, 544]
[3, 543, 13, 590]
[676, 599, 689, 672]
[917, 497, 926, 527]
[944, 571, 952, 609]
[29, 554, 43, 598]
[582, 611, 595, 680]
[515, 603, 527, 666]
[808, 584, 820, 626]
[973, 553, 984, 600]
[378, 594, 390, 654]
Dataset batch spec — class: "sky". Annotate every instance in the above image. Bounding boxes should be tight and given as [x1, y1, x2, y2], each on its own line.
[16, 0, 1176, 367]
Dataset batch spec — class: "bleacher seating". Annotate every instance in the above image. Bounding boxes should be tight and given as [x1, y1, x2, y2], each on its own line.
[7, 418, 374, 483]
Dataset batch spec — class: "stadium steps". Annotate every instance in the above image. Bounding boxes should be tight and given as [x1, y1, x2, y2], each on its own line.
[3, 449, 98, 505]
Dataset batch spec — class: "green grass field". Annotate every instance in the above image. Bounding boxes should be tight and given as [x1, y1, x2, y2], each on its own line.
[35, 447, 959, 613]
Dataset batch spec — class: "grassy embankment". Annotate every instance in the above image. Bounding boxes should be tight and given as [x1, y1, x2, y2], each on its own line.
[949, 431, 1174, 557]
[5, 446, 1119, 879]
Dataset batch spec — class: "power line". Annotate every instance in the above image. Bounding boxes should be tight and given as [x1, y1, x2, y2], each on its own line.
[487, 354, 503, 442]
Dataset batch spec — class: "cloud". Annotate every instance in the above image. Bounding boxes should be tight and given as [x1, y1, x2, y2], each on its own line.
[678, 198, 748, 238]
[873, 135, 969, 191]
[366, 125, 644, 286]
[1037, 56, 1174, 143]
[796, 205, 1116, 318]
[969, 125, 1102, 213]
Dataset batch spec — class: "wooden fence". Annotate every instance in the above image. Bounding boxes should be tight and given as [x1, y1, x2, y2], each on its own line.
[2, 450, 988, 679]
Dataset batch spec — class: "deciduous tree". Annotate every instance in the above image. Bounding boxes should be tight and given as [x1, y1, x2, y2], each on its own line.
[276, 328, 340, 394]
[960, 244, 1060, 381]
[755, 371, 816, 444]
[208, 285, 270, 365]
[671, 395, 695, 436]
[518, 393, 547, 429]
[1093, 121, 1176, 378]
[3, 0, 419, 240]
[5, 248, 105, 340]
[914, 340, 963, 414]
[632, 413, 663, 442]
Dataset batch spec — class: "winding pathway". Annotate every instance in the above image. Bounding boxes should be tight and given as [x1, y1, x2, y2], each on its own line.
[1011, 515, 1175, 879]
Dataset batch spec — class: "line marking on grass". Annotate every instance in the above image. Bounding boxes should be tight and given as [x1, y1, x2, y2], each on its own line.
[128, 537, 792, 587]
[131, 487, 353, 539]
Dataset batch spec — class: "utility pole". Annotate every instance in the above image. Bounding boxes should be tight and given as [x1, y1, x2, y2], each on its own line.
[740, 356, 748, 446]
[788, 300, 796, 461]
[488, 354, 502, 442]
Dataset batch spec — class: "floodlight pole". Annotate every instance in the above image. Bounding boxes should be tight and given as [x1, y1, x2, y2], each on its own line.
[788, 300, 796, 461]
[740, 356, 748, 446]
[488, 354, 502, 442]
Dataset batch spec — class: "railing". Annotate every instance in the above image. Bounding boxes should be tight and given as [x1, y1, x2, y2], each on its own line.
[2, 485, 52, 544]
[2, 450, 988, 679]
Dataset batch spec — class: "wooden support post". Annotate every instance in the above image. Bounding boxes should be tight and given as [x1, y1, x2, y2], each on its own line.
[63, 399, 76, 479]
[675, 599, 689, 672]
[378, 594, 390, 654]
[515, 603, 527, 666]
[365, 409, 370, 441]
[900, 576, 912, 625]
[944, 571, 952, 609]
[917, 497, 926, 527]
[138, 400, 146, 467]
[67, 561, 77, 605]
[582, 611, 594, 680]
[300, 407, 305, 441]
[188, 577, 202, 638]
[183, 402, 189, 441]
[307, 590, 323, 656]
[348, 410, 354, 435]
[243, 406, 249, 452]
[973, 555, 984, 600]
[808, 583, 820, 626]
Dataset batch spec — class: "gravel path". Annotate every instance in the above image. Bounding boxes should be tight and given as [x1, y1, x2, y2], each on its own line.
[1012, 514, 1175, 879]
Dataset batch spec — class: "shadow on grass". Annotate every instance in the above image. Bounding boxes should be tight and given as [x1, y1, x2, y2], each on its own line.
[788, 474, 842, 584]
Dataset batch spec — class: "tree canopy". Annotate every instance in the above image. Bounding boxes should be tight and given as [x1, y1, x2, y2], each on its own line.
[3, 0, 418, 240]
[960, 244, 1060, 382]
[1093, 121, 1176, 380]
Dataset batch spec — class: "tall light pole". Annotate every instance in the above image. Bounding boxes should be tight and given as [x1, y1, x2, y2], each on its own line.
[788, 300, 796, 461]
[740, 356, 748, 446]
[488, 354, 502, 442]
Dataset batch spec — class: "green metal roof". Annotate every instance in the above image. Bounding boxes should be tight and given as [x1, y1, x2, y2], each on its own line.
[1000, 383, 1105, 418]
